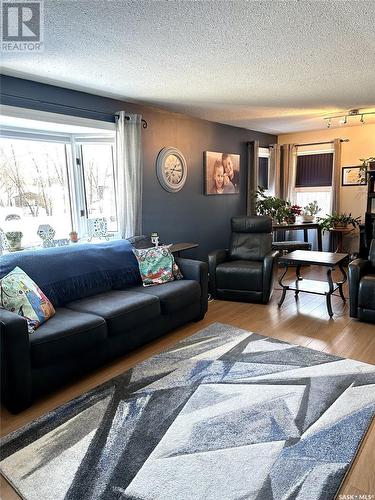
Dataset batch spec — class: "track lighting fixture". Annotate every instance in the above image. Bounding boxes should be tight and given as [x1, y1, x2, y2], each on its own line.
[324, 109, 374, 127]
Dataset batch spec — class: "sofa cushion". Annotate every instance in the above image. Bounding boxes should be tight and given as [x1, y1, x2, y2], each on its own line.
[358, 274, 375, 310]
[131, 280, 201, 314]
[0, 266, 55, 333]
[216, 260, 263, 291]
[30, 308, 107, 367]
[66, 290, 160, 337]
[133, 245, 183, 287]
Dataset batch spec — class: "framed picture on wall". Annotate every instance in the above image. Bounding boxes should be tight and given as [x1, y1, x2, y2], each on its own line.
[342, 166, 367, 186]
[204, 151, 240, 195]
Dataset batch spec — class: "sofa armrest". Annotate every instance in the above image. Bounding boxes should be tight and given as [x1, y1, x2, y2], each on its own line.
[0, 309, 32, 413]
[348, 258, 371, 317]
[208, 249, 228, 296]
[262, 250, 279, 303]
[175, 258, 209, 318]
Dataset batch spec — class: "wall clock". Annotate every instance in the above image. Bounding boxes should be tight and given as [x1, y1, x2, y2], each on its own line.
[156, 147, 188, 193]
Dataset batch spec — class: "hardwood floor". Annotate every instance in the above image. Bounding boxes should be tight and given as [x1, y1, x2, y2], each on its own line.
[1, 267, 374, 498]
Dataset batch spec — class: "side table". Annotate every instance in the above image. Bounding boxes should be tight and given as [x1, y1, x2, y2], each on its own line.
[328, 227, 355, 253]
[170, 242, 198, 257]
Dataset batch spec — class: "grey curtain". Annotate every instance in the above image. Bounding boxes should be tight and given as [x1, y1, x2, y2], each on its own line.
[331, 138, 342, 214]
[269, 144, 281, 197]
[115, 112, 143, 238]
[246, 140, 259, 215]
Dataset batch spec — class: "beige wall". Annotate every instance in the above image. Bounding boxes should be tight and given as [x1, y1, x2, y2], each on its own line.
[278, 124, 375, 219]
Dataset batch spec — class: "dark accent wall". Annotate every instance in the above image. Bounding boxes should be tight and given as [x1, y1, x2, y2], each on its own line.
[1, 75, 276, 260]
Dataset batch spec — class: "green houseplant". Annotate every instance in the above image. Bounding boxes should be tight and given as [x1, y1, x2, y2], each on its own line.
[358, 156, 375, 184]
[318, 213, 361, 233]
[255, 188, 291, 224]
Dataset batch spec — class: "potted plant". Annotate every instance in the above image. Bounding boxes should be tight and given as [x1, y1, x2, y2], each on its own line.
[69, 230, 79, 243]
[255, 187, 291, 224]
[6, 231, 23, 252]
[302, 201, 321, 223]
[359, 156, 375, 184]
[285, 204, 302, 224]
[318, 213, 361, 233]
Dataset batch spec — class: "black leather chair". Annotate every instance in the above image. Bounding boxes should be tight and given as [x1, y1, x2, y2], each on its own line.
[208, 216, 278, 303]
[349, 239, 375, 323]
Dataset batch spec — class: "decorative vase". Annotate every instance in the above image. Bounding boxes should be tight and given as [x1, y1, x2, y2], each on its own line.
[37, 224, 56, 248]
[333, 222, 348, 229]
[6, 231, 23, 252]
[87, 218, 109, 241]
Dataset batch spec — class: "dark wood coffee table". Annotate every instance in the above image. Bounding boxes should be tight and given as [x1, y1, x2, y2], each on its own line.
[277, 250, 349, 318]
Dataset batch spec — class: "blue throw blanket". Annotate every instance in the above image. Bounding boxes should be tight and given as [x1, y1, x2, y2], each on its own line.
[0, 240, 141, 306]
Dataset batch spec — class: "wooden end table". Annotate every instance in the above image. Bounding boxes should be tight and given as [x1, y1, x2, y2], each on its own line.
[169, 242, 198, 257]
[273, 222, 323, 251]
[277, 250, 349, 318]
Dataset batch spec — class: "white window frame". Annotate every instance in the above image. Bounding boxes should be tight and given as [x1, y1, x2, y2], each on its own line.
[258, 147, 270, 192]
[293, 147, 334, 214]
[0, 114, 117, 244]
[74, 140, 118, 237]
[1, 105, 115, 133]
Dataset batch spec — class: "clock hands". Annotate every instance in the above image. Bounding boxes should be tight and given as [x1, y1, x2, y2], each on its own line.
[170, 164, 182, 172]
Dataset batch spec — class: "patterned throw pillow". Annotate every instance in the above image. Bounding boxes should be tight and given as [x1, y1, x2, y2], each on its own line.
[133, 245, 183, 287]
[0, 267, 55, 333]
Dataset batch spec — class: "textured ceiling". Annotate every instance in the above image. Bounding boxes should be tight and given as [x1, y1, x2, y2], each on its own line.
[2, 0, 375, 133]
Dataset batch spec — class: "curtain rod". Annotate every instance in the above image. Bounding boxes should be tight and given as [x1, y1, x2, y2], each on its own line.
[1, 93, 148, 128]
[115, 113, 148, 129]
[295, 139, 349, 147]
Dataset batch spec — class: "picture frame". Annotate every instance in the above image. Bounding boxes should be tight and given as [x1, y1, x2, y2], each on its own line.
[204, 151, 240, 195]
[342, 166, 367, 186]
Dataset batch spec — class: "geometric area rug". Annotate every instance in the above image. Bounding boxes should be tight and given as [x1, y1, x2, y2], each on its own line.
[1, 323, 375, 500]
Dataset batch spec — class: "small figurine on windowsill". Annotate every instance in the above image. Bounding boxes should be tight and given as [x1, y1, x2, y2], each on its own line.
[151, 232, 159, 248]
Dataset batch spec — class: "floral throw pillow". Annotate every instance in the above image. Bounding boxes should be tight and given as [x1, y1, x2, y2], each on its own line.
[0, 267, 55, 333]
[133, 245, 183, 287]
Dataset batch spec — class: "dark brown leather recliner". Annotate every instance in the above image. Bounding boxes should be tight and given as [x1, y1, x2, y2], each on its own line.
[349, 238, 375, 323]
[208, 216, 278, 304]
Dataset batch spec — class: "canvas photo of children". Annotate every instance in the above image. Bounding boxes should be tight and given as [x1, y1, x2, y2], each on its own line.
[204, 151, 240, 195]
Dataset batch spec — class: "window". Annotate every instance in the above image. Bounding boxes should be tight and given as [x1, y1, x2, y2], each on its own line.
[0, 112, 116, 250]
[0, 138, 72, 248]
[80, 143, 117, 232]
[293, 150, 333, 216]
[258, 147, 270, 190]
[295, 153, 333, 188]
[294, 188, 332, 217]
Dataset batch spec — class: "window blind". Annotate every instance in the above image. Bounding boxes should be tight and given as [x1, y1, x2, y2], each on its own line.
[258, 156, 269, 189]
[295, 153, 333, 187]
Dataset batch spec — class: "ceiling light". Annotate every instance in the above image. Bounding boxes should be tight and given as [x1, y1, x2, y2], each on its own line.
[324, 108, 375, 127]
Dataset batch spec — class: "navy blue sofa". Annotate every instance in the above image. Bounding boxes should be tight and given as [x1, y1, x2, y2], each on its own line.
[0, 240, 208, 413]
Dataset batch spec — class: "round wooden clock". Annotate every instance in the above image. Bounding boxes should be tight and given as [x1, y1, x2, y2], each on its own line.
[156, 147, 187, 192]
